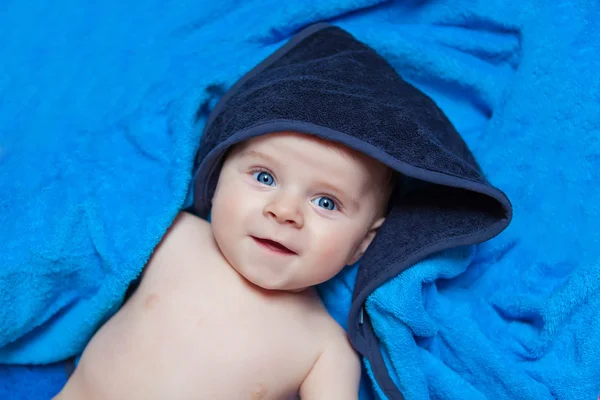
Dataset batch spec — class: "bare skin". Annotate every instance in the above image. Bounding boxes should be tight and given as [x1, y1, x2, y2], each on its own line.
[54, 132, 392, 399]
[54, 213, 361, 400]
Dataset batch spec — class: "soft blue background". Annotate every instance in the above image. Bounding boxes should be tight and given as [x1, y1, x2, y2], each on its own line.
[1, 0, 599, 399]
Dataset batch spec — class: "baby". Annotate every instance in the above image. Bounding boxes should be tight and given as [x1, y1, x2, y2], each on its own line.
[54, 131, 394, 399]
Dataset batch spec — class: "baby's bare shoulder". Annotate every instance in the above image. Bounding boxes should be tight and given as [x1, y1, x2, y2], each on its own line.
[320, 317, 354, 352]
[153, 212, 214, 257]
[140, 212, 222, 284]
[168, 211, 212, 240]
[298, 293, 352, 347]
[299, 299, 361, 398]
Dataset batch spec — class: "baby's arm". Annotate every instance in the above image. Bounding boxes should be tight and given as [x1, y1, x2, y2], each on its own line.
[299, 336, 361, 400]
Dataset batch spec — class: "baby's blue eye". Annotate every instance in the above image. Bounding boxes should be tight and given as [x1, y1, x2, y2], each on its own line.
[253, 171, 275, 186]
[312, 196, 337, 211]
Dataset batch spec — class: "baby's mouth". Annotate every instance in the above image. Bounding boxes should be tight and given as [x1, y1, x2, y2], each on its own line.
[251, 236, 297, 255]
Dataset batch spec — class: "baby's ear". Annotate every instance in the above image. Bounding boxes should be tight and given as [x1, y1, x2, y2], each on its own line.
[346, 217, 386, 265]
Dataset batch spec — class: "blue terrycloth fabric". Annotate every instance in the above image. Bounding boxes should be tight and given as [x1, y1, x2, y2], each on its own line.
[0, 0, 288, 364]
[354, 2, 600, 399]
[1, 1, 599, 400]
[0, 363, 66, 400]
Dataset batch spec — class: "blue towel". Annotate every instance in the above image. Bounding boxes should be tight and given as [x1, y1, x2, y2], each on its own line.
[355, 2, 600, 399]
[0, 363, 66, 400]
[0, 0, 280, 364]
[1, 1, 599, 400]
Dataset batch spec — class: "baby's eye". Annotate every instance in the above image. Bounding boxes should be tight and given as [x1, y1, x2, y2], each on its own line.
[312, 196, 337, 211]
[253, 171, 275, 186]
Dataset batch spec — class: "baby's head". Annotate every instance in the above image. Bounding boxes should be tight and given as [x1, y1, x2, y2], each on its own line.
[210, 131, 394, 291]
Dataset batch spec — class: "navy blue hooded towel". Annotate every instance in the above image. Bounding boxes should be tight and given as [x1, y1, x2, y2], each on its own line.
[192, 23, 512, 399]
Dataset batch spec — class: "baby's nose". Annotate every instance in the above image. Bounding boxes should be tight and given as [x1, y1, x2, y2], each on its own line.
[263, 194, 304, 228]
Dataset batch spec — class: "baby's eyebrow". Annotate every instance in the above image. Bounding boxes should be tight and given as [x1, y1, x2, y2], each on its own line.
[318, 181, 361, 211]
[239, 150, 279, 165]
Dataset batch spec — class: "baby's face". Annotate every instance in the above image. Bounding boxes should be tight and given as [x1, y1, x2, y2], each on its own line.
[210, 132, 387, 291]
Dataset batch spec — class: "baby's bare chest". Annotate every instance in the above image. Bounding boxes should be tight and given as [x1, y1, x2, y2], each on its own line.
[101, 257, 327, 399]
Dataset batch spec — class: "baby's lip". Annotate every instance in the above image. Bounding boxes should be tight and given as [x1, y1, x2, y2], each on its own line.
[251, 236, 298, 255]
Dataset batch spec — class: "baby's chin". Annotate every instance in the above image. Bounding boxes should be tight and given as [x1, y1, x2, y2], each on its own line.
[235, 267, 310, 293]
[249, 277, 308, 293]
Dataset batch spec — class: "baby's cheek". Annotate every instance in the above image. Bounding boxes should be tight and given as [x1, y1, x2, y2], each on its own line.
[211, 196, 238, 234]
[214, 182, 243, 215]
[318, 234, 352, 265]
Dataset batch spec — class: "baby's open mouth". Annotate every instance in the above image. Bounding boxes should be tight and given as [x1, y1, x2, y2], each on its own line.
[251, 236, 297, 255]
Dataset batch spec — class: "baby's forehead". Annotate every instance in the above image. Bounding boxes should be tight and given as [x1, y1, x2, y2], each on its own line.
[234, 132, 381, 170]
